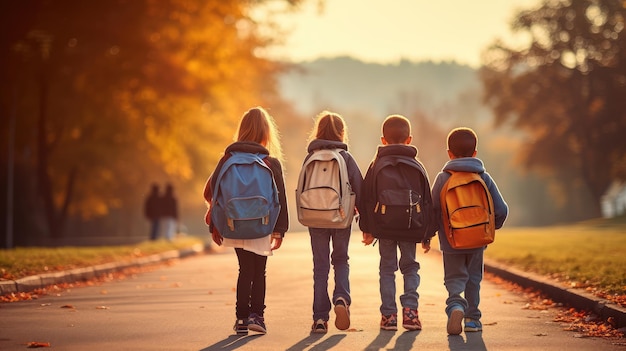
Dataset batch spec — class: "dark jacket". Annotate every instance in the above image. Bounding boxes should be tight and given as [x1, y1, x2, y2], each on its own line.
[359, 144, 436, 243]
[161, 186, 178, 219]
[431, 156, 509, 254]
[304, 139, 364, 219]
[144, 189, 161, 220]
[203, 141, 289, 236]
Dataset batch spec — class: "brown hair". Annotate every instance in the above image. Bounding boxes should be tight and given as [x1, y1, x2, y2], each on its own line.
[235, 106, 284, 162]
[447, 127, 477, 157]
[382, 115, 411, 144]
[308, 110, 348, 144]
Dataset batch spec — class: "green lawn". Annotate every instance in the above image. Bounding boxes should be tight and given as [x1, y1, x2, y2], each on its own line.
[484, 217, 626, 295]
[0, 237, 204, 281]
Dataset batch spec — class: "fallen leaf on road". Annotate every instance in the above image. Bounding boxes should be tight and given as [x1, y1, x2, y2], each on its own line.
[25, 341, 50, 348]
[60, 304, 74, 309]
[534, 333, 548, 336]
[95, 306, 109, 309]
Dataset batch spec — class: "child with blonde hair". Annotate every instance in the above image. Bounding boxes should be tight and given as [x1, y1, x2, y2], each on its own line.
[203, 106, 289, 335]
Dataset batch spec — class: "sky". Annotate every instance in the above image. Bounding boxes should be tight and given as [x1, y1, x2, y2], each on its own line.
[261, 0, 543, 68]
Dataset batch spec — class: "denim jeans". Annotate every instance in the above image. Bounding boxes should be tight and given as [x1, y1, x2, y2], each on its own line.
[309, 227, 351, 322]
[162, 217, 177, 241]
[234, 248, 267, 319]
[149, 219, 160, 241]
[378, 239, 420, 316]
[442, 251, 484, 320]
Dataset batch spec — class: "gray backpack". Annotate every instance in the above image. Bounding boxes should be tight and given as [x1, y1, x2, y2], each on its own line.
[295, 149, 356, 228]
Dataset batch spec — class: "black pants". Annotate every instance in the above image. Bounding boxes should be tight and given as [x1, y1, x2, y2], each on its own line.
[235, 248, 267, 319]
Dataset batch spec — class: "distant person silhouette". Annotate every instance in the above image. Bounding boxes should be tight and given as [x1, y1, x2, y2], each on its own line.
[161, 183, 179, 241]
[144, 183, 162, 241]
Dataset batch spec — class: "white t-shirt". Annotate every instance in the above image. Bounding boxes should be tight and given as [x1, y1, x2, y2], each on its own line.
[222, 234, 273, 256]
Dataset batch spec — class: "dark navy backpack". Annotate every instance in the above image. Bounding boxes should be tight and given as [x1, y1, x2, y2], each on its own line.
[370, 155, 434, 242]
[211, 152, 280, 239]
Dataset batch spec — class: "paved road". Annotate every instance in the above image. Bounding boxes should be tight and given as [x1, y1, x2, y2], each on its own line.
[0, 232, 623, 351]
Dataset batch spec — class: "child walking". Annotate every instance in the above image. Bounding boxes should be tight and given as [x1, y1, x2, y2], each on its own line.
[359, 115, 435, 331]
[300, 111, 363, 333]
[431, 127, 508, 335]
[203, 107, 289, 335]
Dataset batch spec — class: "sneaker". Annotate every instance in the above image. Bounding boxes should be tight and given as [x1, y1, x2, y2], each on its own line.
[311, 319, 328, 334]
[248, 313, 267, 334]
[402, 307, 422, 331]
[447, 308, 464, 335]
[233, 318, 248, 335]
[380, 314, 398, 331]
[464, 318, 482, 332]
[333, 297, 350, 330]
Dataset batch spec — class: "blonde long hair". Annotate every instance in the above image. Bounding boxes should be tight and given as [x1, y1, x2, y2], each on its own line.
[235, 106, 284, 162]
[307, 110, 349, 145]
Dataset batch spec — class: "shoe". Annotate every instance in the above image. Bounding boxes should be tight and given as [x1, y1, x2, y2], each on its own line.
[380, 314, 398, 331]
[233, 318, 248, 335]
[248, 313, 267, 334]
[334, 297, 350, 330]
[311, 319, 328, 334]
[402, 307, 422, 331]
[447, 308, 464, 335]
[464, 318, 483, 332]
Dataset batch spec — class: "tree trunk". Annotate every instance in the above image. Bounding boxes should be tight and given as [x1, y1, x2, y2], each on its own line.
[36, 60, 60, 238]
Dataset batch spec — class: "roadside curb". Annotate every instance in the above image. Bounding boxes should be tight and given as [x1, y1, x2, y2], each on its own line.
[0, 243, 205, 296]
[484, 258, 626, 329]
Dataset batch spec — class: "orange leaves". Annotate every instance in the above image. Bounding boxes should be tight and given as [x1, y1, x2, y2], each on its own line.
[554, 308, 624, 338]
[485, 272, 625, 340]
[0, 290, 43, 303]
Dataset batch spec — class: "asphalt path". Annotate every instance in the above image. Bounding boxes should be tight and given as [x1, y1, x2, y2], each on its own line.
[0, 232, 623, 350]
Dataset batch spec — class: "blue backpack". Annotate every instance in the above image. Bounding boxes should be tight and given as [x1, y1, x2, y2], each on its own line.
[210, 152, 280, 239]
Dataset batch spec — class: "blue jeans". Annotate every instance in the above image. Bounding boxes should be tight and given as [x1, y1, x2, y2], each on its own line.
[378, 239, 420, 315]
[442, 251, 484, 320]
[149, 219, 160, 240]
[309, 227, 351, 322]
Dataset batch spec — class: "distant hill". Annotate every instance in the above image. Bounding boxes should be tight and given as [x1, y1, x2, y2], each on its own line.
[278, 56, 480, 118]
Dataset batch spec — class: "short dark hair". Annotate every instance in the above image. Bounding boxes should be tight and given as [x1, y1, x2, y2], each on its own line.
[382, 115, 411, 144]
[447, 127, 477, 157]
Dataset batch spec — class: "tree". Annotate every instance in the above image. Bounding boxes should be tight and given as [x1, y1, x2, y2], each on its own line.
[480, 0, 626, 216]
[0, 0, 302, 243]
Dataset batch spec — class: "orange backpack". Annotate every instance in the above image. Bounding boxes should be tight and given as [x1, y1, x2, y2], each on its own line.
[440, 170, 495, 249]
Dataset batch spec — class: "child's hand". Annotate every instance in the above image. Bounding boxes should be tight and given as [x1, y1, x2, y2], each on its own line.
[271, 232, 283, 250]
[212, 231, 223, 246]
[362, 233, 374, 245]
[421, 240, 431, 253]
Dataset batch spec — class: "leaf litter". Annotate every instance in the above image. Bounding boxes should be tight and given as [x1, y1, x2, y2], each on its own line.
[485, 272, 625, 340]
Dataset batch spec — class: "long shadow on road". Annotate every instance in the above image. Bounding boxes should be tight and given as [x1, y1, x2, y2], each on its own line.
[199, 334, 263, 351]
[285, 334, 345, 351]
[448, 332, 487, 351]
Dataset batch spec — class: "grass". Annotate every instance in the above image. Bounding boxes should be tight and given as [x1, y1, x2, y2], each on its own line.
[0, 236, 204, 281]
[485, 216, 626, 295]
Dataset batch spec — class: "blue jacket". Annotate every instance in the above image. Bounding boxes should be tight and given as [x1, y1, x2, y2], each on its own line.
[431, 157, 509, 254]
